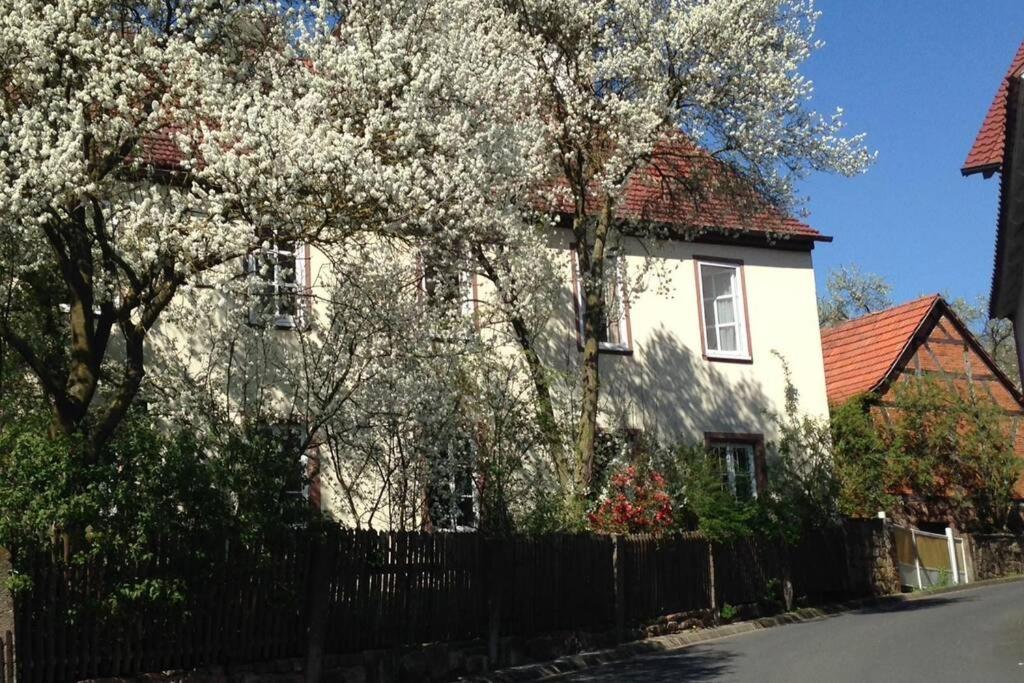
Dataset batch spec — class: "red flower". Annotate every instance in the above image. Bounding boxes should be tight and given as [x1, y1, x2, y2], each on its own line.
[588, 466, 674, 537]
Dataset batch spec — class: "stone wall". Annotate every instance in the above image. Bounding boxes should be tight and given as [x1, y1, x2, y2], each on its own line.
[969, 534, 1024, 580]
[843, 519, 900, 596]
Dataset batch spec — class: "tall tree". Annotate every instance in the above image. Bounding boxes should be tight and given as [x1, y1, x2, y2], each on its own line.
[0, 0, 308, 452]
[818, 264, 893, 327]
[500, 0, 872, 500]
[0, 0, 547, 456]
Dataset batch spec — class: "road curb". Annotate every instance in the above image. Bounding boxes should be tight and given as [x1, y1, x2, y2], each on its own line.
[463, 575, 1024, 682]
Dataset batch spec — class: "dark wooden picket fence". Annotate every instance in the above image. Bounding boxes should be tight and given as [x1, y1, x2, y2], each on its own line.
[1, 630, 13, 683]
[623, 533, 711, 621]
[8, 524, 866, 682]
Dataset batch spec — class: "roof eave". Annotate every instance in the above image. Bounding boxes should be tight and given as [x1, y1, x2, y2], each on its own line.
[991, 76, 1024, 320]
[961, 162, 1001, 178]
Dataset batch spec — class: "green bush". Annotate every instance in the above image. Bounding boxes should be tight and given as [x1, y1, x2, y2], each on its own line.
[831, 376, 1021, 531]
[0, 412, 310, 602]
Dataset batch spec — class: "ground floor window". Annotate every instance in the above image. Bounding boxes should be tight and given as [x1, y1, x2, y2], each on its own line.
[705, 433, 765, 501]
[426, 439, 477, 531]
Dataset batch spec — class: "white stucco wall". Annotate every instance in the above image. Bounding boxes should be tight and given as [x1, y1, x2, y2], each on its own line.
[145, 229, 829, 526]
[537, 233, 830, 447]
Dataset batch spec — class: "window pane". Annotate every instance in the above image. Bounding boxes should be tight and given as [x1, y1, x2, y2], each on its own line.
[711, 446, 730, 490]
[705, 320, 719, 351]
[279, 284, 298, 318]
[278, 249, 297, 285]
[603, 253, 623, 344]
[255, 282, 276, 316]
[715, 297, 735, 324]
[734, 446, 754, 501]
[718, 325, 738, 351]
[702, 265, 735, 299]
[701, 263, 746, 356]
[711, 442, 758, 501]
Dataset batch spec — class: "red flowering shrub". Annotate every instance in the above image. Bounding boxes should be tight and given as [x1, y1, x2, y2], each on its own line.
[588, 465, 674, 536]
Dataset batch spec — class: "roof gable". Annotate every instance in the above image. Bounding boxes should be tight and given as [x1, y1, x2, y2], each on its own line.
[820, 295, 1023, 407]
[820, 295, 939, 405]
[963, 40, 1024, 176]
[533, 136, 824, 243]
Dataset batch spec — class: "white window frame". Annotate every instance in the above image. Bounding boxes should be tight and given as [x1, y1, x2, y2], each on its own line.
[420, 262, 477, 317]
[264, 422, 311, 501]
[573, 250, 631, 353]
[447, 461, 479, 533]
[247, 238, 309, 330]
[712, 442, 759, 500]
[696, 260, 750, 360]
[429, 441, 479, 533]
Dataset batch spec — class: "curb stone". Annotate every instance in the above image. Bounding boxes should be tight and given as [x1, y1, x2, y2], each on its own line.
[462, 575, 1024, 682]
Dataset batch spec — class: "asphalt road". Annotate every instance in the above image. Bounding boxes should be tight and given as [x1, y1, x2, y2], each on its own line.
[559, 581, 1024, 682]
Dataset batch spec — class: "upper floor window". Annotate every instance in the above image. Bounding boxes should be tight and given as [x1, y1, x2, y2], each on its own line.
[247, 235, 308, 329]
[696, 259, 750, 360]
[421, 257, 476, 317]
[573, 249, 632, 353]
[707, 436, 763, 502]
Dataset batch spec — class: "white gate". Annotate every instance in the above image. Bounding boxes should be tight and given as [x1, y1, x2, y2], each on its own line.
[892, 525, 969, 589]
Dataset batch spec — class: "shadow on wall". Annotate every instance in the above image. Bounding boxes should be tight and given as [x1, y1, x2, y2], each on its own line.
[600, 327, 773, 444]
[539, 240, 782, 445]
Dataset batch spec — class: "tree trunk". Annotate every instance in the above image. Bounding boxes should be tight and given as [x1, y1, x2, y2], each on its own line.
[574, 196, 612, 497]
[470, 244, 571, 487]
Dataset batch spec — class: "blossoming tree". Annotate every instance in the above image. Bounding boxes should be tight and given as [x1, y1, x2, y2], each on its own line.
[498, 0, 873, 500]
[0, 0, 549, 466]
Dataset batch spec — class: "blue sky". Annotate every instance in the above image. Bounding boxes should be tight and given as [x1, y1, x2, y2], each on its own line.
[799, 2, 1024, 305]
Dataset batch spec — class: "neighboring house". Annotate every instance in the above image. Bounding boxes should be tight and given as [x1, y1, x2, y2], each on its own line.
[820, 295, 1024, 529]
[963, 39, 1024, 386]
[140, 135, 834, 529]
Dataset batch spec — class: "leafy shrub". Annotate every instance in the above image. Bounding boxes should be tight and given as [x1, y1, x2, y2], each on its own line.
[588, 465, 673, 536]
[659, 444, 759, 541]
[0, 412, 310, 603]
[720, 603, 738, 623]
[831, 376, 1021, 531]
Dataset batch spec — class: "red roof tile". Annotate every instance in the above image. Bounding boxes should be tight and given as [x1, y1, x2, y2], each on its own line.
[545, 137, 824, 240]
[819, 295, 940, 405]
[140, 130, 821, 240]
[138, 128, 185, 169]
[963, 40, 1024, 176]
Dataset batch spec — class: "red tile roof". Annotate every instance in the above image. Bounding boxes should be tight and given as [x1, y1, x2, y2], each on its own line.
[546, 137, 824, 241]
[140, 130, 822, 241]
[137, 128, 185, 170]
[820, 295, 940, 405]
[963, 40, 1024, 176]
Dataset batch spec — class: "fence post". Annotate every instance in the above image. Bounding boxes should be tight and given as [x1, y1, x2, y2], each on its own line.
[612, 536, 625, 643]
[484, 537, 504, 667]
[304, 529, 337, 683]
[911, 529, 923, 590]
[3, 631, 11, 683]
[0, 549, 11, 648]
[706, 539, 717, 623]
[945, 528, 960, 585]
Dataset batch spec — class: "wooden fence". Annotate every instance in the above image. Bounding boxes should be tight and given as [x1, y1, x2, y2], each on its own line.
[1, 630, 13, 683]
[8, 524, 868, 682]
